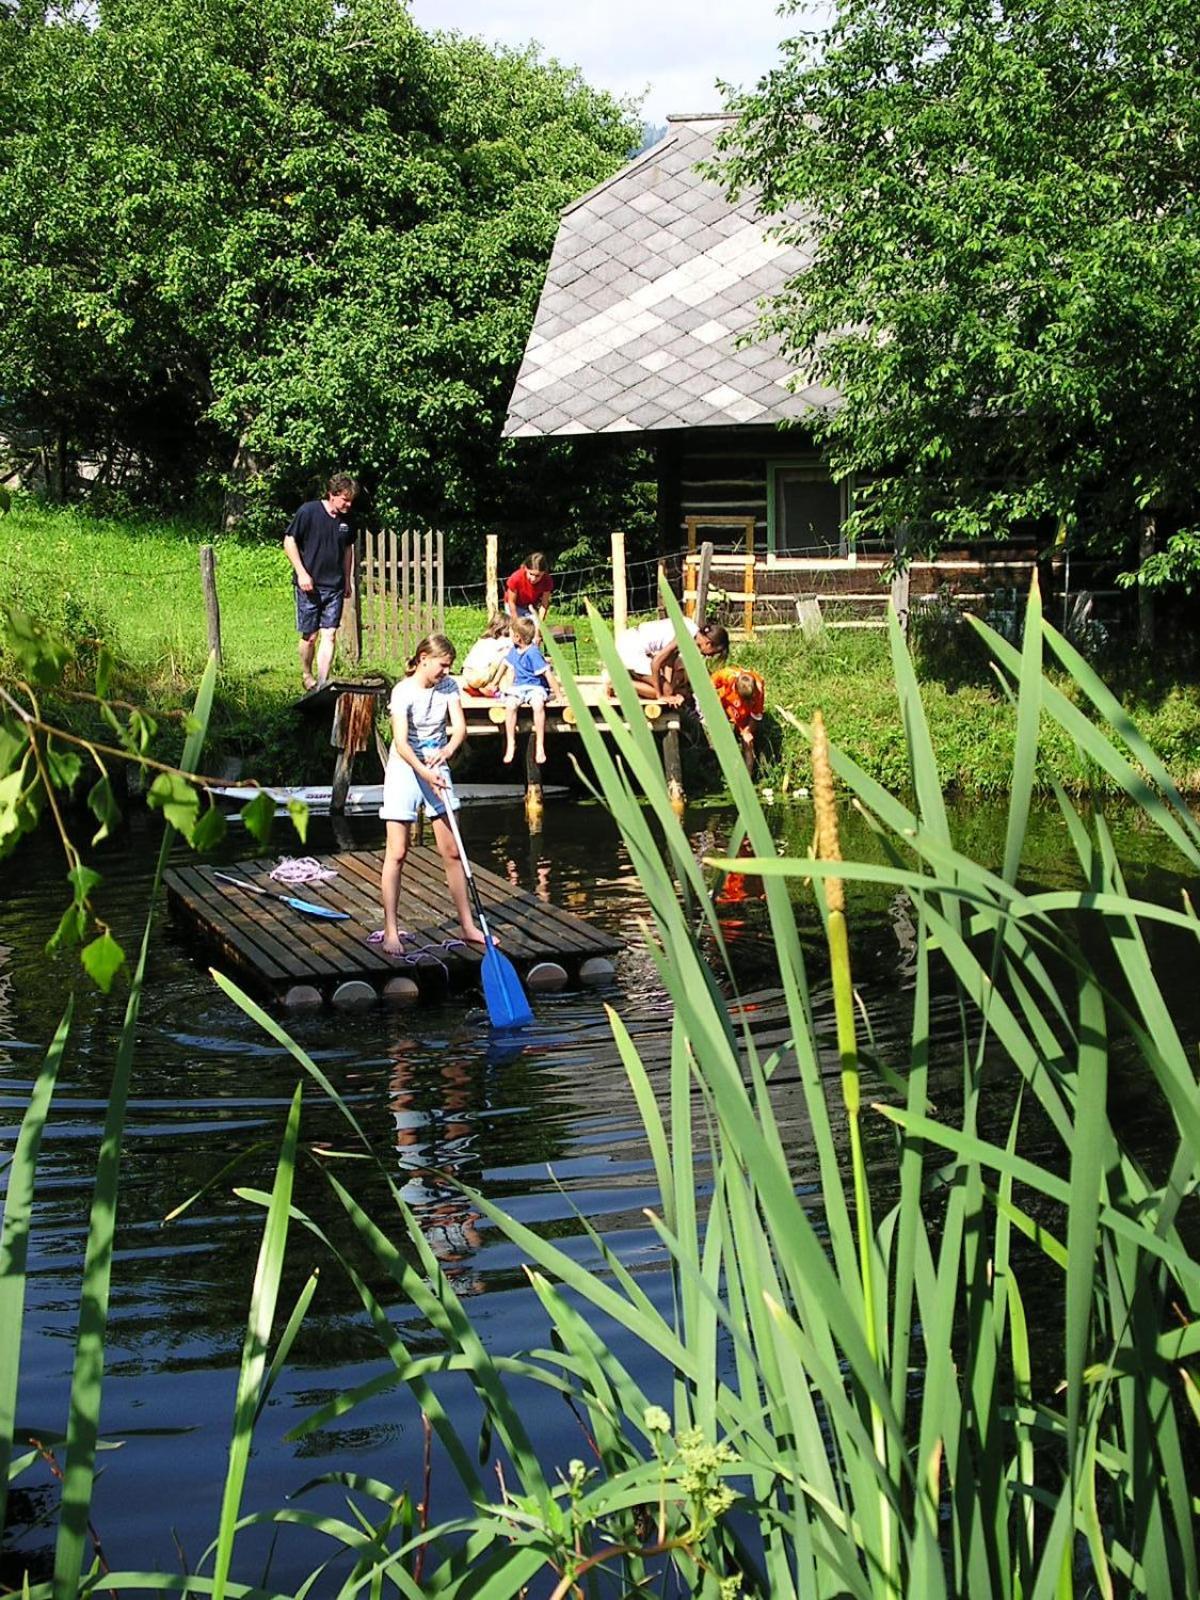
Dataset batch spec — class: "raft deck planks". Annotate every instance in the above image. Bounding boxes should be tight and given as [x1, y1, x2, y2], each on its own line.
[164, 846, 621, 1004]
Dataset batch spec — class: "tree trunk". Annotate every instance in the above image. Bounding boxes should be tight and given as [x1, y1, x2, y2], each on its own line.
[1138, 513, 1156, 649]
[223, 435, 261, 531]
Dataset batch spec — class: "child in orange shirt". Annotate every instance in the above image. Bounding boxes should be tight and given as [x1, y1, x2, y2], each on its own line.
[711, 666, 766, 774]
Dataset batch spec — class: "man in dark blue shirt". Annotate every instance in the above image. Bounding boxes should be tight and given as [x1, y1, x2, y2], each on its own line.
[283, 473, 359, 690]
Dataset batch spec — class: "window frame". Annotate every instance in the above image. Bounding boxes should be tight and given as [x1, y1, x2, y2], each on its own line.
[766, 459, 854, 562]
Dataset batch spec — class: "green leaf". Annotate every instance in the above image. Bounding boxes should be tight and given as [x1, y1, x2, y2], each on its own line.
[0, 1002, 72, 1534]
[240, 789, 275, 845]
[87, 774, 121, 845]
[94, 645, 115, 700]
[286, 797, 309, 845]
[80, 932, 126, 993]
[211, 1084, 303, 1600]
[47, 901, 89, 953]
[0, 765, 40, 856]
[2, 608, 74, 686]
[0, 717, 29, 777]
[191, 804, 227, 853]
[127, 709, 157, 754]
[147, 771, 200, 840]
[67, 863, 102, 903]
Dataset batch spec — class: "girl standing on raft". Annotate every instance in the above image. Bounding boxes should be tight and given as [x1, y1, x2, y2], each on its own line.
[377, 634, 489, 959]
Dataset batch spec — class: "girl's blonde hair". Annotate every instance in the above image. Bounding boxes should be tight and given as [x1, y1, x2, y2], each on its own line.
[407, 633, 456, 672]
[483, 614, 510, 640]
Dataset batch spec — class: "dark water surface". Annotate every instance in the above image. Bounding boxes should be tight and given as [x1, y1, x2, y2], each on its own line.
[0, 796, 1191, 1584]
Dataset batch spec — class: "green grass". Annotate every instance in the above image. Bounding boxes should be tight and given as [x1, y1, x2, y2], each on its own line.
[5, 499, 1200, 795]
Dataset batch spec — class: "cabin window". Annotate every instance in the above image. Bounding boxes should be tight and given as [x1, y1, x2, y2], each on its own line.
[768, 462, 849, 557]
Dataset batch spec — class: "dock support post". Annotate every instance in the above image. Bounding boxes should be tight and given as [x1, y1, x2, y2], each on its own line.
[525, 734, 544, 831]
[331, 741, 355, 814]
[330, 690, 377, 813]
[663, 721, 685, 815]
[200, 544, 222, 665]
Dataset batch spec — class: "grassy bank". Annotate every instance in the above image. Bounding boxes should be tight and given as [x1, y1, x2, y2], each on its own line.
[4, 499, 1199, 793]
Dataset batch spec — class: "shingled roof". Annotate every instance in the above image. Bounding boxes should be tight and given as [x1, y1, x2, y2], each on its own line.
[504, 114, 832, 438]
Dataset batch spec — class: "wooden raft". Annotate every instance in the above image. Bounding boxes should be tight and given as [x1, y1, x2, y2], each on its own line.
[164, 848, 621, 1008]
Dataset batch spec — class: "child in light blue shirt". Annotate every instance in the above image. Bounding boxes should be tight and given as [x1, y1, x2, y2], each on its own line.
[502, 616, 557, 766]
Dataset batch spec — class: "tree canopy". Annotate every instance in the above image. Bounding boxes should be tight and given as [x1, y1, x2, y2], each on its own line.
[0, 0, 643, 547]
[721, 0, 1200, 572]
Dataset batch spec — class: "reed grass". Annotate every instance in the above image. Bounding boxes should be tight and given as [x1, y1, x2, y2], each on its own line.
[5, 579, 1199, 1596]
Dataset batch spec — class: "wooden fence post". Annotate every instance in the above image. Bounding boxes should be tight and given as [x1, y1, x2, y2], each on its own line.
[611, 530, 627, 634]
[199, 544, 222, 665]
[436, 529, 445, 632]
[743, 553, 755, 637]
[341, 535, 362, 663]
[486, 534, 499, 619]
[695, 540, 714, 621]
[891, 525, 911, 636]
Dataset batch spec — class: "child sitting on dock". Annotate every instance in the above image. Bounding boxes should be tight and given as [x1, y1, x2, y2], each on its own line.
[711, 665, 766, 774]
[502, 616, 558, 767]
[459, 615, 511, 698]
[377, 634, 489, 959]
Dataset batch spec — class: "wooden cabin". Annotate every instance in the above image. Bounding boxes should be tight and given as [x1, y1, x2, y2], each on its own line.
[504, 114, 1106, 630]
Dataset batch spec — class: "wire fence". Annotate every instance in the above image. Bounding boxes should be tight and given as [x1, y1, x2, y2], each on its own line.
[0, 538, 680, 672]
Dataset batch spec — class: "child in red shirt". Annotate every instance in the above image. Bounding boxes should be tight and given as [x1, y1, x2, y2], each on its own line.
[711, 667, 766, 774]
[503, 551, 553, 632]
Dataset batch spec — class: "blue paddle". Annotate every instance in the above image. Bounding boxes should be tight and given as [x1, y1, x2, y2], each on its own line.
[212, 870, 350, 920]
[442, 804, 533, 1029]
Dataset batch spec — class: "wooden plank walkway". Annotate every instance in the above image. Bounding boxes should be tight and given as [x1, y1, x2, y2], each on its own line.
[164, 848, 621, 1008]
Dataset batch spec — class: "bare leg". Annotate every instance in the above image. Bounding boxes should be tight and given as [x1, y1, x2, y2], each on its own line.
[628, 674, 659, 700]
[741, 728, 756, 775]
[503, 704, 517, 763]
[380, 820, 410, 955]
[298, 633, 317, 690]
[433, 815, 487, 947]
[531, 698, 547, 766]
[315, 626, 337, 685]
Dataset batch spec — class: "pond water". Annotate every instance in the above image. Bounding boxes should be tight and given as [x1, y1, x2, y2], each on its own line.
[0, 795, 1191, 1586]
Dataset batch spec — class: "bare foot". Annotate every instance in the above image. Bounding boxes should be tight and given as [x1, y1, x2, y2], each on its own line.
[381, 932, 405, 957]
[534, 746, 547, 765]
[503, 744, 515, 764]
[302, 674, 317, 692]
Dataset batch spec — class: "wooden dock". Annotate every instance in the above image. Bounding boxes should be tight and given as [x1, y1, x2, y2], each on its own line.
[164, 848, 621, 1009]
[299, 675, 688, 816]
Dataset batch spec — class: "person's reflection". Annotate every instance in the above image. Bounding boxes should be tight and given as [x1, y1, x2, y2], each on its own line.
[388, 1045, 485, 1295]
[504, 854, 553, 903]
[712, 835, 764, 940]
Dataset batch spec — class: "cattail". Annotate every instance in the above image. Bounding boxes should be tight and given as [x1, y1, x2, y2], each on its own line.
[811, 711, 844, 913]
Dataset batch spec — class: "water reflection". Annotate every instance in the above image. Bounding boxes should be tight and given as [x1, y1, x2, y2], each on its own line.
[388, 1043, 486, 1294]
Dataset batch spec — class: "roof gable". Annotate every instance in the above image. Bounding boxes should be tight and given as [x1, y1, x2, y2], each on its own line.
[504, 115, 832, 439]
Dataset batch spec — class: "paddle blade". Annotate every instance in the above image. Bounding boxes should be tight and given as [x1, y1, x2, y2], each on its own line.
[480, 940, 533, 1029]
[284, 897, 349, 920]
